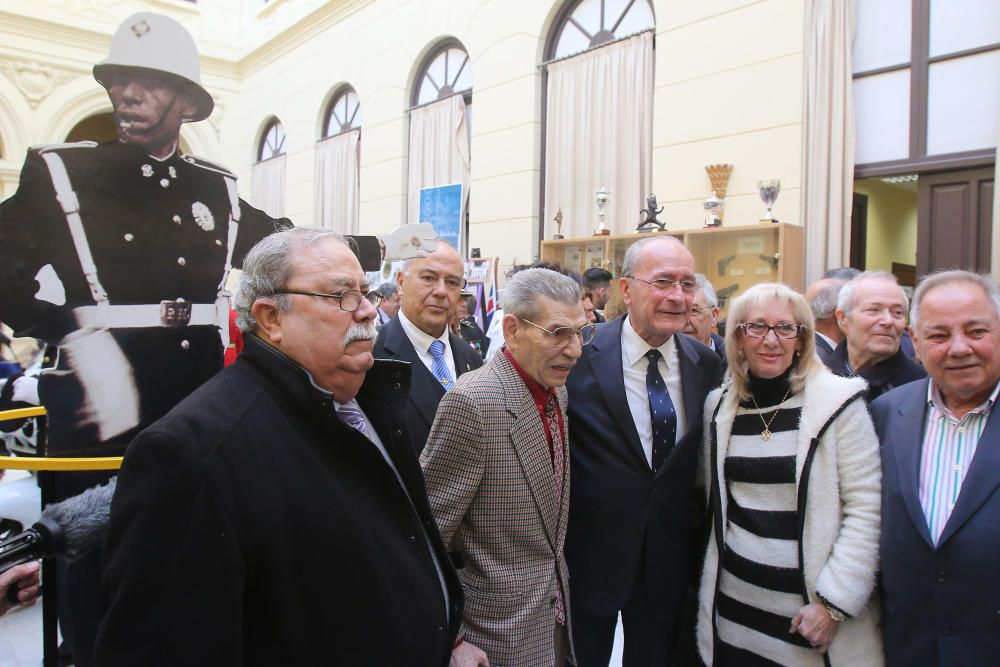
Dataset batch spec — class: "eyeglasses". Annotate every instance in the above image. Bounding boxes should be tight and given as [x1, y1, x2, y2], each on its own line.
[519, 318, 597, 347]
[739, 322, 802, 340]
[275, 289, 383, 312]
[626, 276, 698, 294]
[690, 305, 713, 316]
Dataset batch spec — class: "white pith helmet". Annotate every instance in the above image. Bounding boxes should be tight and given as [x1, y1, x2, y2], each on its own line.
[93, 12, 214, 122]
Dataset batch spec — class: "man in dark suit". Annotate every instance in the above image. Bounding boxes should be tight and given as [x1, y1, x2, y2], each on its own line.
[872, 270, 1000, 667]
[682, 273, 725, 363]
[98, 228, 463, 665]
[374, 282, 400, 329]
[804, 277, 846, 363]
[373, 240, 482, 453]
[566, 236, 721, 666]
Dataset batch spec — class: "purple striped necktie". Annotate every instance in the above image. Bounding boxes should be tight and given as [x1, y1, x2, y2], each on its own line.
[336, 400, 367, 436]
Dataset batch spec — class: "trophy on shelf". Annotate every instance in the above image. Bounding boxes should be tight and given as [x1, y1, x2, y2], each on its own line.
[553, 207, 565, 240]
[703, 164, 732, 228]
[594, 186, 610, 236]
[758, 179, 781, 224]
[636, 193, 666, 233]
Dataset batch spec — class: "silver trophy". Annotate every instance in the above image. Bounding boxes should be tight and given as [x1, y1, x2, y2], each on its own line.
[703, 191, 723, 228]
[594, 186, 610, 236]
[758, 179, 780, 224]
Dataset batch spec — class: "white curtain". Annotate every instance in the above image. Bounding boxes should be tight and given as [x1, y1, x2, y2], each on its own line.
[802, 0, 856, 283]
[407, 94, 471, 227]
[314, 130, 360, 233]
[544, 31, 653, 238]
[251, 154, 286, 218]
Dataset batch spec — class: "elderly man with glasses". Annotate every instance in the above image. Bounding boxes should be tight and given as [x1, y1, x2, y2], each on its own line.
[564, 236, 722, 666]
[682, 273, 725, 361]
[98, 227, 463, 665]
[374, 240, 483, 454]
[421, 268, 591, 667]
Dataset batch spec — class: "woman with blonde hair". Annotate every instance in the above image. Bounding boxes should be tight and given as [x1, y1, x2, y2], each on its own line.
[697, 282, 882, 666]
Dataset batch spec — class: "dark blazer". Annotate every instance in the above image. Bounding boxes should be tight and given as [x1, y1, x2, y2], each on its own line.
[815, 333, 836, 364]
[97, 336, 463, 666]
[872, 379, 1000, 667]
[825, 340, 926, 403]
[710, 332, 726, 360]
[565, 316, 721, 621]
[373, 316, 483, 453]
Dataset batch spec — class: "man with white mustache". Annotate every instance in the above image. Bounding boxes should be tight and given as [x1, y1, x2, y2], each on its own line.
[98, 228, 464, 664]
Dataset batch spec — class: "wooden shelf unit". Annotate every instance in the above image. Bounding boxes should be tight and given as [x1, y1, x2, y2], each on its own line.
[540, 223, 804, 320]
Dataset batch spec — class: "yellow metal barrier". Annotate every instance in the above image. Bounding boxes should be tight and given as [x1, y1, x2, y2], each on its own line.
[0, 406, 47, 421]
[0, 455, 122, 471]
[0, 405, 122, 470]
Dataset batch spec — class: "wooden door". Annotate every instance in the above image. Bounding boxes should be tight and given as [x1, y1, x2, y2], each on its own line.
[917, 168, 994, 276]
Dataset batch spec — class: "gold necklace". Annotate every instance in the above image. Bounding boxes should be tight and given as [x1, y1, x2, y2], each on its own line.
[750, 388, 791, 441]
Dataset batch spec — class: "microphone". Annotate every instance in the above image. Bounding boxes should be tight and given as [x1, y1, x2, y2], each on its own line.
[0, 477, 116, 577]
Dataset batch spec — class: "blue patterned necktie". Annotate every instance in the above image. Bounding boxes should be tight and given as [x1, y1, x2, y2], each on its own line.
[336, 399, 367, 436]
[429, 339, 454, 391]
[645, 349, 677, 473]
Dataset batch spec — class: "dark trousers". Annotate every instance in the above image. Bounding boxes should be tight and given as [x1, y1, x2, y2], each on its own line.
[571, 550, 678, 667]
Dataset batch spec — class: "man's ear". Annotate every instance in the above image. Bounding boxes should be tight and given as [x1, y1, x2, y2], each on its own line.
[251, 298, 283, 345]
[177, 87, 199, 121]
[619, 276, 632, 308]
[501, 313, 519, 349]
[835, 308, 847, 334]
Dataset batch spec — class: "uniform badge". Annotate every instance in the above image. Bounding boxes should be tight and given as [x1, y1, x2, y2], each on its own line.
[141, 164, 154, 177]
[168, 166, 177, 179]
[191, 202, 215, 231]
[131, 20, 150, 38]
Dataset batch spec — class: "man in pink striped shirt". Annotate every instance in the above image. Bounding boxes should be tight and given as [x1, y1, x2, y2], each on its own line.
[872, 269, 1000, 667]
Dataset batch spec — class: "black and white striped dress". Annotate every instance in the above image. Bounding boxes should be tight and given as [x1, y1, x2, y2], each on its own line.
[715, 379, 821, 667]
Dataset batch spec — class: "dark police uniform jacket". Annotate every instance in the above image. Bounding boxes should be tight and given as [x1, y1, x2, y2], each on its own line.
[0, 140, 288, 457]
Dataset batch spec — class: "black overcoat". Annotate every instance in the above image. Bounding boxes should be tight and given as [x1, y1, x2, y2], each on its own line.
[97, 336, 463, 666]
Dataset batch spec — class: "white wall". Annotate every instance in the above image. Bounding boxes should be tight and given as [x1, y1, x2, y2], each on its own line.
[0, 0, 809, 274]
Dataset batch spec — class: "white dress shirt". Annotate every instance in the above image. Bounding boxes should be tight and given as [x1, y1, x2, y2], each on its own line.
[397, 309, 457, 381]
[621, 315, 688, 467]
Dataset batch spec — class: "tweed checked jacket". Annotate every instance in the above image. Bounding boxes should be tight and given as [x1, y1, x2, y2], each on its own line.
[420, 351, 573, 667]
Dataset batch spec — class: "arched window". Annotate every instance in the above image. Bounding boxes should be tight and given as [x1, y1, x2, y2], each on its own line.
[541, 0, 655, 241]
[252, 117, 286, 217]
[407, 41, 472, 250]
[549, 0, 655, 60]
[412, 43, 473, 108]
[323, 87, 362, 138]
[257, 118, 286, 162]
[316, 87, 361, 233]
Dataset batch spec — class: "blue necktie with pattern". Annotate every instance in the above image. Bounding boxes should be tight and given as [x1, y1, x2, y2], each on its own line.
[645, 349, 676, 473]
[429, 339, 454, 391]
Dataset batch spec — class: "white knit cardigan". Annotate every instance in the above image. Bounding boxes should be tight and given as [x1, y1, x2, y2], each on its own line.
[697, 367, 884, 666]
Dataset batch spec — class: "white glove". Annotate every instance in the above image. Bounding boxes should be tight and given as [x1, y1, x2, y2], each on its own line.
[12, 376, 40, 406]
[381, 223, 438, 261]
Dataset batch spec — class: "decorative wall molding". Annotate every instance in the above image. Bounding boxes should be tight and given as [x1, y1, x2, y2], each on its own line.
[0, 60, 80, 109]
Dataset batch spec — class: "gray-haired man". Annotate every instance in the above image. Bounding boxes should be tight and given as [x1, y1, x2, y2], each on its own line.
[422, 268, 590, 666]
[804, 277, 847, 363]
[98, 228, 463, 664]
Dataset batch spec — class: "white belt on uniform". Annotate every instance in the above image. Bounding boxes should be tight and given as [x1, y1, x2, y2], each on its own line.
[74, 301, 223, 329]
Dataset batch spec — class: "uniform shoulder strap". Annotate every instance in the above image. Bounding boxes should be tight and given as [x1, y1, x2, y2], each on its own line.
[38, 150, 108, 304]
[179, 153, 237, 179]
[35, 140, 99, 154]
